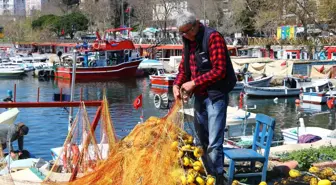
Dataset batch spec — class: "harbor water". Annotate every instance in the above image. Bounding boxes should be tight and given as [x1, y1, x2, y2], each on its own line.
[0, 75, 335, 160]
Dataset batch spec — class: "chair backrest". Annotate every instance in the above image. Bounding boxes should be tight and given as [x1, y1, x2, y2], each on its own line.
[252, 114, 276, 158]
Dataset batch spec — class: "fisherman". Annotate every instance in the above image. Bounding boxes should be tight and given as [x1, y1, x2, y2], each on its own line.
[173, 11, 237, 185]
[0, 122, 29, 158]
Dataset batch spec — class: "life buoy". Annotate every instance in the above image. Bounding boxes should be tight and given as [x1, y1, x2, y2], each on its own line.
[93, 43, 99, 50]
[154, 94, 162, 109]
[62, 143, 80, 172]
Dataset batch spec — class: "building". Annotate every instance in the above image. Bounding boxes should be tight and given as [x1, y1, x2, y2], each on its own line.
[26, 0, 47, 16]
[0, 0, 26, 16]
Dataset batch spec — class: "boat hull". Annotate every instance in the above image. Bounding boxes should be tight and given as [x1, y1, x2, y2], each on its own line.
[149, 74, 176, 88]
[233, 75, 273, 91]
[302, 92, 328, 104]
[245, 80, 330, 97]
[55, 60, 141, 81]
[245, 86, 301, 97]
[0, 108, 19, 124]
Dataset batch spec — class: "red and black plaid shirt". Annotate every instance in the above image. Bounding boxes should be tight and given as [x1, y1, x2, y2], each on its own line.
[174, 31, 227, 96]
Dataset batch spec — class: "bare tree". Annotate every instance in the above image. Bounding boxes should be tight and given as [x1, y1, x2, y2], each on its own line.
[4, 18, 28, 42]
[80, 0, 112, 33]
[128, 0, 153, 34]
[42, 0, 79, 15]
[253, 0, 282, 37]
[151, 0, 184, 39]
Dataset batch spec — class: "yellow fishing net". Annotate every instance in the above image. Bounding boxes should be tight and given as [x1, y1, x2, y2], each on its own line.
[65, 99, 215, 185]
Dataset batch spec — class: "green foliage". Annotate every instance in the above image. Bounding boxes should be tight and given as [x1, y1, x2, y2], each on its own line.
[32, 14, 60, 29]
[32, 12, 88, 38]
[60, 12, 89, 38]
[279, 146, 336, 171]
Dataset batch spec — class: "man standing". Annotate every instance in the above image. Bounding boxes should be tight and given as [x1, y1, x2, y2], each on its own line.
[173, 11, 236, 184]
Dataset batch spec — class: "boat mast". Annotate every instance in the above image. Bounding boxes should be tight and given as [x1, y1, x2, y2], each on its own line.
[68, 49, 77, 132]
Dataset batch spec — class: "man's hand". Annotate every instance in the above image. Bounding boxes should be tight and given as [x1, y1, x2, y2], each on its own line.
[181, 81, 196, 94]
[173, 85, 181, 100]
[181, 81, 196, 103]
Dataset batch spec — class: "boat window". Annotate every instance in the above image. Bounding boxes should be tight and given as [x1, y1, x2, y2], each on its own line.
[106, 51, 124, 65]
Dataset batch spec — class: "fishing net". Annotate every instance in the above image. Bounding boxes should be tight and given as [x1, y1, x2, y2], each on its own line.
[65, 99, 215, 185]
[44, 102, 104, 182]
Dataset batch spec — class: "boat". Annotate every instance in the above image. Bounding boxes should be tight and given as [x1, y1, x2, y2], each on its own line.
[149, 69, 176, 88]
[244, 77, 331, 97]
[33, 67, 55, 78]
[138, 59, 164, 75]
[0, 66, 25, 78]
[181, 106, 256, 137]
[55, 28, 143, 81]
[234, 74, 273, 91]
[0, 108, 19, 124]
[281, 118, 333, 144]
[302, 91, 328, 104]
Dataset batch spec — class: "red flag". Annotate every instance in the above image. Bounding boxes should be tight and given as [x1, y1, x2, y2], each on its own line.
[133, 94, 142, 110]
[281, 60, 287, 66]
[61, 29, 65, 35]
[327, 97, 334, 109]
[125, 6, 131, 13]
[318, 65, 324, 73]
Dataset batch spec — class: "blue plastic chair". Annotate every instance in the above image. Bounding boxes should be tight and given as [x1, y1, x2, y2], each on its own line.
[224, 114, 276, 184]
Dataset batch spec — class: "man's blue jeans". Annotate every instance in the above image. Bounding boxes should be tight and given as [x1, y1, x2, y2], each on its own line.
[194, 94, 228, 176]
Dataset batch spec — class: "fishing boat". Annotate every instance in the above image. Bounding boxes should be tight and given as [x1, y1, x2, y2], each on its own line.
[149, 69, 176, 88]
[233, 74, 273, 91]
[55, 28, 143, 81]
[244, 77, 331, 97]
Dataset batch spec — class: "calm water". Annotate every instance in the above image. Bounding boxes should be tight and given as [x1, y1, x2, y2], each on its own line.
[0, 75, 335, 160]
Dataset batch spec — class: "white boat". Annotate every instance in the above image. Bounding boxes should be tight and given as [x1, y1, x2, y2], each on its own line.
[234, 75, 273, 91]
[138, 59, 164, 74]
[0, 67, 25, 78]
[281, 118, 333, 144]
[50, 143, 109, 161]
[244, 77, 331, 97]
[34, 68, 55, 78]
[9, 56, 34, 72]
[160, 56, 182, 73]
[0, 108, 20, 124]
[302, 91, 328, 104]
[182, 106, 256, 126]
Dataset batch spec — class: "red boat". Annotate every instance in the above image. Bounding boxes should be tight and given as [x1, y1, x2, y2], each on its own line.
[149, 69, 176, 88]
[55, 28, 142, 81]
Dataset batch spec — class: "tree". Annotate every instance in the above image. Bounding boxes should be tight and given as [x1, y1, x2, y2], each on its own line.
[128, 0, 153, 33]
[151, 0, 184, 39]
[4, 18, 31, 42]
[80, 0, 112, 32]
[317, 0, 336, 32]
[253, 0, 282, 37]
[60, 12, 89, 39]
[42, 0, 79, 15]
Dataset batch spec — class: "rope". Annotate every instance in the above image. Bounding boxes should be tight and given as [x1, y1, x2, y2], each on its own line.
[179, 89, 208, 176]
